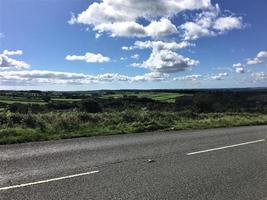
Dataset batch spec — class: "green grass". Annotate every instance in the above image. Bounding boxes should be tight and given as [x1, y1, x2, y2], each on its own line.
[0, 96, 46, 105]
[103, 92, 184, 103]
[1, 111, 266, 145]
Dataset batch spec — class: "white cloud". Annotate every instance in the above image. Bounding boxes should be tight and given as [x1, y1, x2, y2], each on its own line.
[3, 50, 23, 56]
[257, 51, 267, 59]
[132, 40, 193, 51]
[94, 18, 177, 38]
[129, 63, 142, 67]
[122, 46, 132, 51]
[126, 40, 198, 73]
[180, 21, 214, 40]
[232, 63, 245, 73]
[247, 51, 267, 65]
[65, 52, 110, 63]
[179, 4, 244, 40]
[142, 49, 199, 73]
[174, 74, 202, 81]
[0, 33, 4, 38]
[213, 16, 243, 32]
[0, 70, 132, 85]
[247, 58, 262, 65]
[210, 72, 228, 80]
[0, 69, 174, 86]
[235, 67, 245, 73]
[0, 51, 30, 70]
[71, 0, 211, 38]
[251, 72, 266, 81]
[132, 72, 167, 82]
[232, 63, 243, 68]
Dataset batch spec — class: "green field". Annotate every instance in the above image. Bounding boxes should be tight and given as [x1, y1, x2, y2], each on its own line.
[102, 92, 184, 103]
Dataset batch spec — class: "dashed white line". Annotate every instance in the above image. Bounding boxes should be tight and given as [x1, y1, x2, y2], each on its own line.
[187, 139, 265, 156]
[0, 170, 99, 191]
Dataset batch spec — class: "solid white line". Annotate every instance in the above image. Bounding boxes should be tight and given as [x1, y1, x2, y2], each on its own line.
[187, 139, 265, 156]
[0, 170, 99, 191]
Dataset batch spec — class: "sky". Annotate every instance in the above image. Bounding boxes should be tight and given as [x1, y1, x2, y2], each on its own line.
[0, 0, 267, 91]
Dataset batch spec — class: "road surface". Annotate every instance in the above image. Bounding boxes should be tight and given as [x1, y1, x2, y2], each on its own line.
[0, 125, 267, 200]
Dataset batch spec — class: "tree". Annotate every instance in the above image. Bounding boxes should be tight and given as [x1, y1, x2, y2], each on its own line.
[80, 99, 102, 113]
[42, 95, 51, 103]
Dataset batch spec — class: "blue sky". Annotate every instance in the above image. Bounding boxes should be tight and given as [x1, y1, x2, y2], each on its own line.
[0, 0, 267, 90]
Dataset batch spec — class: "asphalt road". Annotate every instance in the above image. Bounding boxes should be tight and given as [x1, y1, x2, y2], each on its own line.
[0, 125, 266, 200]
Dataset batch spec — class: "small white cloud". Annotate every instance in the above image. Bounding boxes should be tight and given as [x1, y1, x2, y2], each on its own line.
[3, 50, 23, 56]
[120, 57, 127, 61]
[122, 46, 132, 51]
[210, 72, 228, 80]
[174, 74, 202, 81]
[65, 52, 110, 63]
[247, 51, 267, 65]
[235, 68, 245, 73]
[68, 12, 77, 25]
[132, 72, 167, 82]
[0, 33, 4, 38]
[133, 40, 193, 51]
[251, 72, 266, 81]
[129, 63, 141, 67]
[232, 63, 245, 73]
[0, 50, 30, 70]
[257, 51, 267, 59]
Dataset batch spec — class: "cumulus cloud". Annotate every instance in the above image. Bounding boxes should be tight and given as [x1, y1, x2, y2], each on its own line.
[213, 16, 243, 32]
[247, 51, 267, 65]
[174, 74, 202, 81]
[0, 50, 30, 70]
[94, 18, 178, 38]
[142, 49, 199, 73]
[70, 0, 211, 38]
[65, 52, 110, 63]
[179, 4, 244, 40]
[210, 72, 228, 80]
[126, 40, 198, 73]
[232, 63, 245, 73]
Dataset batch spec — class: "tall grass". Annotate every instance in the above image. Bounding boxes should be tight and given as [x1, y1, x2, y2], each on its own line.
[0, 110, 267, 144]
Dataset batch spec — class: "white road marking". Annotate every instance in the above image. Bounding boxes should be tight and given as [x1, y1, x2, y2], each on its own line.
[187, 139, 265, 156]
[0, 170, 99, 191]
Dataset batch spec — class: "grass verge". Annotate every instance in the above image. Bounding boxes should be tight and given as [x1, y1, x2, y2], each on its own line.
[0, 111, 266, 145]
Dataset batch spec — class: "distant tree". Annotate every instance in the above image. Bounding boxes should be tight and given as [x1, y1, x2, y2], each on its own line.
[80, 99, 102, 113]
[42, 95, 51, 103]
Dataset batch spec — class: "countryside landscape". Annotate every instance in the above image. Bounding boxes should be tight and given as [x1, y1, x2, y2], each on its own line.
[1, 88, 267, 144]
[1, 0, 267, 199]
